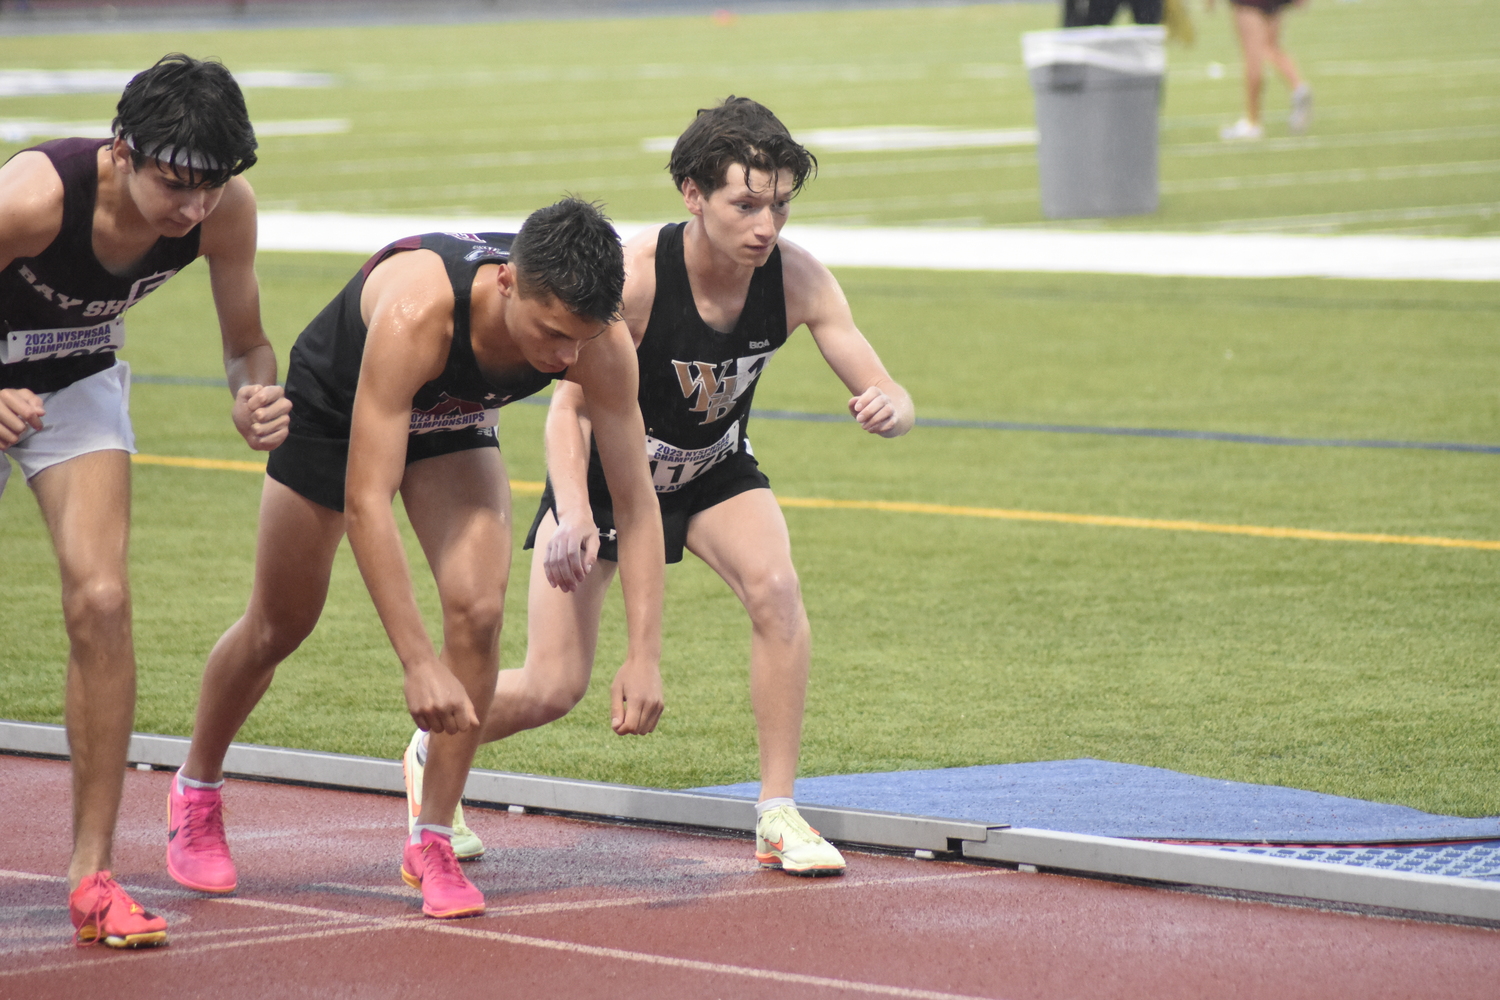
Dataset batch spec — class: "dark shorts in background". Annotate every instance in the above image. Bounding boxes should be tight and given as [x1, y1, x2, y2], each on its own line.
[524, 446, 770, 564]
[1228, 0, 1295, 11]
[266, 425, 498, 513]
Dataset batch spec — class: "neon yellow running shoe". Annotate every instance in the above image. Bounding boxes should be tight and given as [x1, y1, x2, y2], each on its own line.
[403, 729, 485, 861]
[755, 805, 846, 876]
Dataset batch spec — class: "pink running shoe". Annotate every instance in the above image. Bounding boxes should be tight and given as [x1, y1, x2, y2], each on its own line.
[70, 871, 168, 948]
[401, 830, 484, 918]
[166, 772, 237, 893]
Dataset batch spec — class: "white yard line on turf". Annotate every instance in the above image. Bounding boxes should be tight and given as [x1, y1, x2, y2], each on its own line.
[258, 211, 1500, 281]
[0, 119, 350, 143]
[0, 69, 333, 96]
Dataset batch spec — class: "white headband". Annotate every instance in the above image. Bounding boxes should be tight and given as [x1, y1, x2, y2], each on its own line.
[124, 133, 225, 173]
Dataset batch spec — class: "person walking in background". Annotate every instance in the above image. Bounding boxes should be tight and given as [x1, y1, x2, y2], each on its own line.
[1213, 0, 1312, 140]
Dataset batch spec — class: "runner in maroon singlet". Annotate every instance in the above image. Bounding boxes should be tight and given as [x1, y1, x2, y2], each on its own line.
[168, 201, 662, 920]
[0, 54, 288, 948]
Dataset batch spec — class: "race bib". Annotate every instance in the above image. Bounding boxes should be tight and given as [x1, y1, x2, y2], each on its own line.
[646, 420, 740, 493]
[408, 406, 499, 435]
[1, 316, 125, 364]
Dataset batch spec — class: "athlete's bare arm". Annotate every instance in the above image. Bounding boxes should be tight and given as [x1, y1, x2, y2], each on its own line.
[345, 250, 479, 735]
[780, 238, 915, 438]
[0, 151, 64, 446]
[539, 379, 598, 590]
[562, 319, 666, 736]
[197, 177, 290, 451]
[540, 225, 660, 591]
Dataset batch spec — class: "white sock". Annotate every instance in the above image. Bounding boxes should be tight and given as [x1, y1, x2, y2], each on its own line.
[414, 732, 428, 767]
[411, 823, 454, 846]
[176, 771, 224, 793]
[756, 797, 795, 817]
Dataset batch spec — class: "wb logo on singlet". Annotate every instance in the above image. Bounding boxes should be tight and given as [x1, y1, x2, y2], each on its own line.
[671, 350, 776, 425]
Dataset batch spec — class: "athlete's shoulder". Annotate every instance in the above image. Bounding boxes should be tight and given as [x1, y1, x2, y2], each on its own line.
[197, 175, 257, 258]
[773, 235, 842, 324]
[0, 150, 66, 263]
[360, 245, 457, 324]
[773, 234, 832, 283]
[619, 223, 670, 343]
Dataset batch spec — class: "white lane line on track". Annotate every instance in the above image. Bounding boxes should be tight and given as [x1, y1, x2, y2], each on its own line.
[0, 921, 405, 978]
[0, 869, 64, 883]
[309, 866, 998, 914]
[485, 868, 1000, 918]
[5, 915, 1007, 999]
[0, 867, 1004, 985]
[425, 921, 1007, 1000]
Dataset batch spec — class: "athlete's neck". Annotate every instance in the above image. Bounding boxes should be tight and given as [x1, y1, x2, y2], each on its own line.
[468, 263, 522, 371]
[681, 218, 759, 334]
[91, 145, 163, 277]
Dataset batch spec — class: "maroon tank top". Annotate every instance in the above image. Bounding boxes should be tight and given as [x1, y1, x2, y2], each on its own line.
[0, 137, 202, 392]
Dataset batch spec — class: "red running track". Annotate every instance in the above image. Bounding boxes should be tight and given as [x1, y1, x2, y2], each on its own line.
[2, 755, 1497, 998]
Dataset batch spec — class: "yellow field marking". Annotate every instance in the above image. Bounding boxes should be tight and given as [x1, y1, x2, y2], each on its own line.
[131, 453, 548, 495]
[776, 496, 1500, 552]
[132, 453, 267, 473]
[130, 455, 1496, 551]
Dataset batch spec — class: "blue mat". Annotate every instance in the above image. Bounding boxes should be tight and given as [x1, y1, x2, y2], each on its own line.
[1213, 843, 1500, 881]
[691, 759, 1500, 844]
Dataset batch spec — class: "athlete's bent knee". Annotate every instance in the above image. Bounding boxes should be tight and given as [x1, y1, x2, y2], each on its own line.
[532, 675, 589, 722]
[61, 575, 130, 640]
[742, 570, 805, 637]
[442, 592, 505, 648]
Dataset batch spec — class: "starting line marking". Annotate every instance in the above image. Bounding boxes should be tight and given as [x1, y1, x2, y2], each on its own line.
[427, 921, 1002, 1000]
[0, 864, 1003, 998]
[127, 453, 1499, 552]
[4, 730, 1499, 925]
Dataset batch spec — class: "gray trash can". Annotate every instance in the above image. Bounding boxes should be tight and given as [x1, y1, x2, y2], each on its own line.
[1023, 25, 1165, 219]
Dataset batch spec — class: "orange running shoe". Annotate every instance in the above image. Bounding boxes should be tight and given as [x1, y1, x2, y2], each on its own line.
[69, 872, 168, 948]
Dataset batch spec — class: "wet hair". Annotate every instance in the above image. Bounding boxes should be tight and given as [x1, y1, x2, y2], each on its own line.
[668, 96, 816, 198]
[509, 198, 625, 326]
[112, 53, 257, 187]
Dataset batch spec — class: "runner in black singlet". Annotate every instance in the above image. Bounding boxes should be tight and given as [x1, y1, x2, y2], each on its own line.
[0, 54, 284, 949]
[464, 97, 915, 877]
[265, 231, 564, 512]
[526, 219, 784, 562]
[171, 200, 663, 921]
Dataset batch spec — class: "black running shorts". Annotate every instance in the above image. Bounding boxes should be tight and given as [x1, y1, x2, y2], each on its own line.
[524, 446, 770, 564]
[266, 425, 498, 513]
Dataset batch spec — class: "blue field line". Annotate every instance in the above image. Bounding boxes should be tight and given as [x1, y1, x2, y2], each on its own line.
[128, 376, 1499, 455]
[752, 408, 1500, 455]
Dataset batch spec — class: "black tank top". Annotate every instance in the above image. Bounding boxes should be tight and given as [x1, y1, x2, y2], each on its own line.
[622, 221, 787, 494]
[283, 232, 563, 439]
[0, 137, 202, 392]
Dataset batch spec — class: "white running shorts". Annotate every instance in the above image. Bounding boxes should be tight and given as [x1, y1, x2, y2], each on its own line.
[0, 361, 135, 500]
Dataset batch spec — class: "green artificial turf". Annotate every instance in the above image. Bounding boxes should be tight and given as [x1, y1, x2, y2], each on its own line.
[0, 0, 1496, 233]
[1, 1, 1497, 815]
[3, 259, 1496, 816]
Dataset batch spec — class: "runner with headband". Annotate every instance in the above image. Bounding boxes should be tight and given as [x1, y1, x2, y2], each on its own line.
[0, 52, 288, 948]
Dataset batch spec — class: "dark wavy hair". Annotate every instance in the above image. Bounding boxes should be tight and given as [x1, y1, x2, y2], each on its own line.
[112, 53, 257, 187]
[668, 96, 816, 198]
[510, 199, 625, 325]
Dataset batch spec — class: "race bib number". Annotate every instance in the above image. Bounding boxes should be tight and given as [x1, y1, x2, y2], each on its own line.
[646, 420, 739, 493]
[1, 316, 124, 364]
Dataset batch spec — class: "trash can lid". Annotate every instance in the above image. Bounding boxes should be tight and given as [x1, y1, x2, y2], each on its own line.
[1022, 25, 1166, 75]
